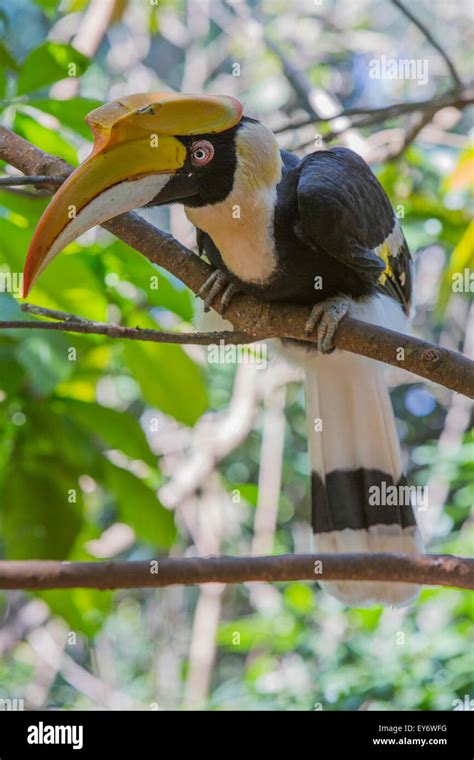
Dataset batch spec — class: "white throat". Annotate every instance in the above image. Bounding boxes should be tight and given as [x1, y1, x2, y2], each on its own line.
[185, 120, 282, 284]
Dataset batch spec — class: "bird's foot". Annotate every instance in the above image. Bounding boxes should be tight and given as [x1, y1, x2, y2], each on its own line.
[197, 270, 240, 313]
[304, 296, 350, 354]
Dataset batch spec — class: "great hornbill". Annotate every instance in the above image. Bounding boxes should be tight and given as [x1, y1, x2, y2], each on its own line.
[23, 92, 423, 605]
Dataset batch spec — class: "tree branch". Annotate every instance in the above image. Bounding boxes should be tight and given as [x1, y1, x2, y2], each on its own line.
[283, 89, 474, 154]
[0, 174, 64, 187]
[0, 303, 251, 346]
[0, 554, 471, 591]
[0, 127, 473, 398]
[273, 88, 474, 133]
[390, 0, 463, 91]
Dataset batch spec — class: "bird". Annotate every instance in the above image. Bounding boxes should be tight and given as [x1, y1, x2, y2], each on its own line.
[23, 92, 423, 605]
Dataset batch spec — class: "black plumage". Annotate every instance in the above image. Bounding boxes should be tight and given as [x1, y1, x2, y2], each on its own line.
[196, 144, 412, 313]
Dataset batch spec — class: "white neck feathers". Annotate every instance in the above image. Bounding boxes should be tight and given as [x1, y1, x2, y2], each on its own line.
[185, 121, 282, 284]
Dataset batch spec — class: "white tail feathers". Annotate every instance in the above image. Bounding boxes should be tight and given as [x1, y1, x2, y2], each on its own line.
[305, 349, 424, 606]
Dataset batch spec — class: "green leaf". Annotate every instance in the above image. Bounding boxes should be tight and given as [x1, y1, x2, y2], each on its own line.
[33, 0, 60, 10]
[22, 404, 104, 478]
[53, 398, 157, 467]
[38, 588, 112, 637]
[104, 462, 176, 549]
[124, 339, 208, 425]
[437, 220, 474, 316]
[1, 459, 82, 559]
[55, 343, 112, 402]
[0, 41, 19, 72]
[0, 408, 19, 493]
[0, 346, 24, 396]
[31, 97, 101, 138]
[15, 332, 75, 396]
[225, 482, 259, 507]
[0, 69, 6, 101]
[283, 583, 314, 615]
[122, 311, 208, 426]
[0, 293, 23, 321]
[17, 42, 89, 96]
[106, 241, 194, 321]
[349, 607, 384, 631]
[0, 217, 31, 276]
[0, 217, 108, 321]
[218, 614, 300, 653]
[26, 253, 108, 321]
[0, 188, 49, 222]
[13, 112, 78, 165]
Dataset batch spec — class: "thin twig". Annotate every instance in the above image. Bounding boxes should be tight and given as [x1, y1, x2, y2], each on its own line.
[273, 88, 474, 133]
[0, 554, 471, 590]
[385, 107, 439, 161]
[0, 175, 64, 187]
[22, 302, 88, 322]
[390, 0, 463, 91]
[0, 308, 251, 347]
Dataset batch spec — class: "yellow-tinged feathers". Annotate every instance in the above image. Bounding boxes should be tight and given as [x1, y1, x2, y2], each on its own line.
[377, 241, 395, 284]
[185, 121, 282, 283]
[376, 219, 404, 285]
[234, 120, 282, 190]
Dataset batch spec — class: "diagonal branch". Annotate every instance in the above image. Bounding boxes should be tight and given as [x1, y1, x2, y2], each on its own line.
[0, 553, 472, 591]
[390, 0, 463, 91]
[0, 127, 473, 398]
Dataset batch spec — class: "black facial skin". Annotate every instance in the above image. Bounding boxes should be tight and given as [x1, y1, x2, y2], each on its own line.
[147, 117, 257, 208]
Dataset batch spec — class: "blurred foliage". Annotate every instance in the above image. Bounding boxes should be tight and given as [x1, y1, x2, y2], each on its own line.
[0, 0, 472, 711]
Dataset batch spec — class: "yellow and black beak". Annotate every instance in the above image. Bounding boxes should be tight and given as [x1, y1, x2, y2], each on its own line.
[23, 92, 243, 296]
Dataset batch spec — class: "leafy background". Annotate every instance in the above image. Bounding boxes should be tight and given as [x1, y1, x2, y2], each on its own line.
[0, 0, 472, 710]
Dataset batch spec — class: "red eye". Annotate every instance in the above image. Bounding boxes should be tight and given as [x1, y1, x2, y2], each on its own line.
[190, 140, 214, 166]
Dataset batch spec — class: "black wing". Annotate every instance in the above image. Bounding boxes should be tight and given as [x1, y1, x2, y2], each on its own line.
[296, 147, 412, 313]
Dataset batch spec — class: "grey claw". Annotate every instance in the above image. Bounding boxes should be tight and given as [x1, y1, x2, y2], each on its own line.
[205, 274, 226, 311]
[304, 296, 350, 354]
[198, 270, 240, 312]
[221, 282, 239, 313]
[198, 270, 220, 297]
[304, 302, 325, 337]
[198, 270, 222, 311]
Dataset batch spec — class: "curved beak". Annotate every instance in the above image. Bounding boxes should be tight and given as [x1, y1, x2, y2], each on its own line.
[23, 92, 243, 296]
